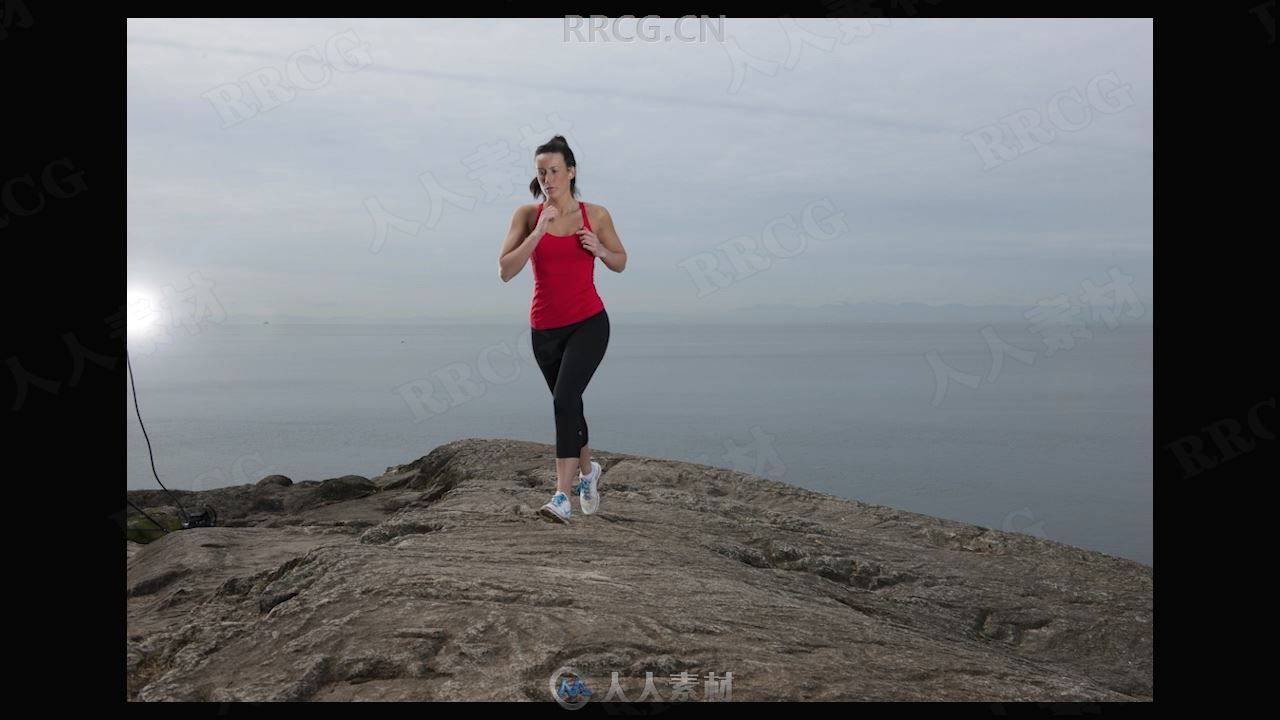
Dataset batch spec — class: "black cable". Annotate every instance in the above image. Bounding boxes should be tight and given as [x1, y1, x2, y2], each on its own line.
[126, 349, 192, 526]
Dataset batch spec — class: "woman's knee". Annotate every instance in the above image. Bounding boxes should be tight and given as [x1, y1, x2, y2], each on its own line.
[552, 387, 584, 410]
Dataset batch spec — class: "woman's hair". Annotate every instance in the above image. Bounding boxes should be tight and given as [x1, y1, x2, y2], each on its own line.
[529, 135, 579, 200]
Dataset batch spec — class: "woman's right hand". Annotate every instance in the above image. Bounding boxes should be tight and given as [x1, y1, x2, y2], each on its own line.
[534, 203, 558, 234]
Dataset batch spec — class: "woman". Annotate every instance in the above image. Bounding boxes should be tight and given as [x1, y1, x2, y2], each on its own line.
[498, 135, 628, 523]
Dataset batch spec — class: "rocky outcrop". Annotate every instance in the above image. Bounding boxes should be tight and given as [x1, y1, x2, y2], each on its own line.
[126, 438, 1152, 702]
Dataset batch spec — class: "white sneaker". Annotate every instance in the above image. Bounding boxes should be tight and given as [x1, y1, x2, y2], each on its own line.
[577, 461, 601, 515]
[539, 491, 572, 523]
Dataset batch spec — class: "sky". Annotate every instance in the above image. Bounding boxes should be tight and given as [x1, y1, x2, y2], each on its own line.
[126, 17, 1153, 323]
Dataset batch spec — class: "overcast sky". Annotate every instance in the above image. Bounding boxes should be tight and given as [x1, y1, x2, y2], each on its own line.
[126, 17, 1153, 322]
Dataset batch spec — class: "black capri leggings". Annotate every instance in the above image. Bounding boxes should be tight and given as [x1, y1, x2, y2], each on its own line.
[531, 308, 610, 458]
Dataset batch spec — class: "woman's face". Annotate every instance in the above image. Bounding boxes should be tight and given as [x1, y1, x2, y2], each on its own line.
[535, 152, 574, 201]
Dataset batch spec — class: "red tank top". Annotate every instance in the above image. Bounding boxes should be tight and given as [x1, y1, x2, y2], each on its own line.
[529, 201, 606, 330]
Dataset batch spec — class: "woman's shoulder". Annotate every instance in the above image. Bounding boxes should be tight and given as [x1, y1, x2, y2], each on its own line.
[515, 202, 542, 232]
[582, 201, 611, 224]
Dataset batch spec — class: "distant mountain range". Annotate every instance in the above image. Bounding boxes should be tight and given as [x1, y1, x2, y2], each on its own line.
[717, 301, 1153, 326]
[224, 301, 1152, 326]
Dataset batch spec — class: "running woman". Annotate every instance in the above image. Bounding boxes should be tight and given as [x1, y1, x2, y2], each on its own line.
[497, 135, 628, 522]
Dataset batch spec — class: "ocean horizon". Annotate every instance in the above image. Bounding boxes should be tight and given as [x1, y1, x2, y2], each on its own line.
[126, 317, 1153, 566]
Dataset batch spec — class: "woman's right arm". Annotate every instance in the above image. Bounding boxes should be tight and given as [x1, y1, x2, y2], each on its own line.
[498, 205, 544, 283]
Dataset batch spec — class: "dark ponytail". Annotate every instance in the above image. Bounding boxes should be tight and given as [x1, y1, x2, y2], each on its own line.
[529, 135, 579, 200]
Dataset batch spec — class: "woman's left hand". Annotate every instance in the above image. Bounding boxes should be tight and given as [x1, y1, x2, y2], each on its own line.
[576, 227, 607, 259]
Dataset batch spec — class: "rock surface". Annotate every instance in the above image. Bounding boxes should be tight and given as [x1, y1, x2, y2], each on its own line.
[126, 438, 1152, 701]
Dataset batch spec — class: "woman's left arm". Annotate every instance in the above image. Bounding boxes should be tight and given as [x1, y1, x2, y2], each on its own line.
[585, 206, 627, 273]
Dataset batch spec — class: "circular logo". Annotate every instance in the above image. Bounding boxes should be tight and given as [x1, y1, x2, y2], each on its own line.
[549, 665, 593, 709]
